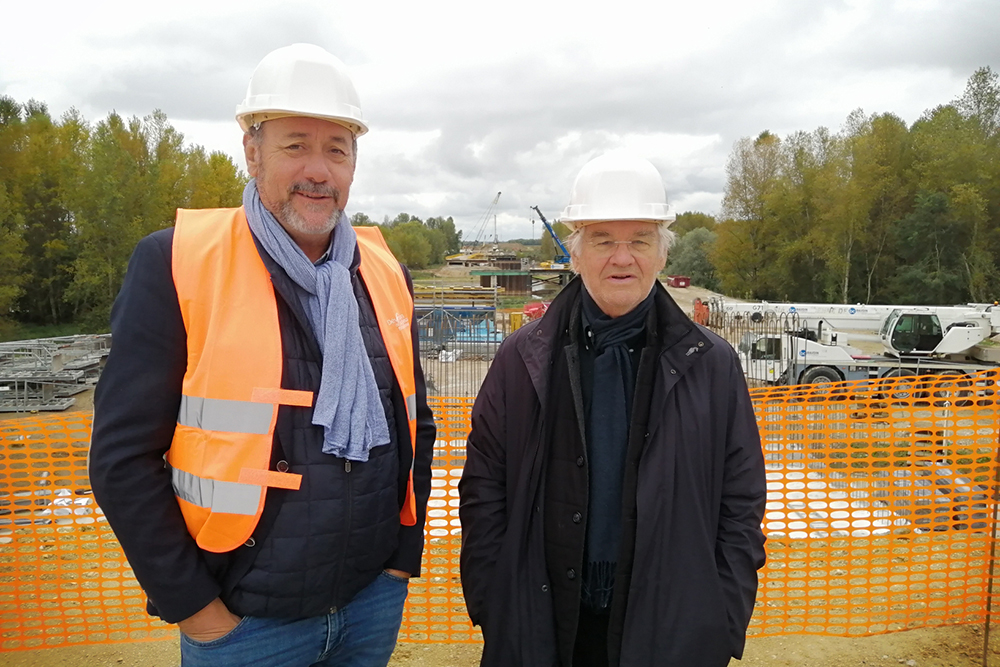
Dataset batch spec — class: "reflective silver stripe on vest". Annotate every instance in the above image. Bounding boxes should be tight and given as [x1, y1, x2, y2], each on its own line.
[405, 394, 416, 421]
[170, 464, 260, 516]
[177, 395, 273, 434]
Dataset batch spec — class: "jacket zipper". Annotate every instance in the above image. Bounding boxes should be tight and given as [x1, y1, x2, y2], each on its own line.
[331, 459, 353, 611]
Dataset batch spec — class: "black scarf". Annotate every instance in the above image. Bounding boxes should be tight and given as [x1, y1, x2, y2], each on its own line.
[579, 287, 654, 611]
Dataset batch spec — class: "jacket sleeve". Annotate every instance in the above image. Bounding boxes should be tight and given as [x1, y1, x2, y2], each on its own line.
[458, 343, 511, 627]
[383, 265, 436, 575]
[88, 230, 222, 624]
[716, 348, 767, 658]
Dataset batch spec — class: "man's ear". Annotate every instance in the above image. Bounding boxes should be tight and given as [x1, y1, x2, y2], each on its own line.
[243, 133, 260, 178]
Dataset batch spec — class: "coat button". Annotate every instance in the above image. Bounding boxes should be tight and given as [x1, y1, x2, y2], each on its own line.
[567, 568, 576, 580]
[276, 460, 289, 472]
[576, 456, 584, 467]
[244, 537, 256, 548]
[541, 584, 549, 592]
[670, 368, 677, 375]
[572, 512, 582, 524]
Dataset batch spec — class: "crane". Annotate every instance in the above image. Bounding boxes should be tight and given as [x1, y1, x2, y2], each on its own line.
[530, 205, 570, 264]
[467, 192, 502, 250]
[715, 298, 1000, 385]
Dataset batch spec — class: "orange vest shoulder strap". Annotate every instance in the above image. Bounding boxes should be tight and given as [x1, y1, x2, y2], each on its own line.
[354, 225, 420, 526]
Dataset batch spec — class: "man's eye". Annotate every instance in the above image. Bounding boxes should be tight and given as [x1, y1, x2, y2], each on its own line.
[595, 240, 616, 249]
[631, 240, 651, 249]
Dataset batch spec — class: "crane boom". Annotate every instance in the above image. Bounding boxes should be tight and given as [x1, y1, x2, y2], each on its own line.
[530, 205, 569, 263]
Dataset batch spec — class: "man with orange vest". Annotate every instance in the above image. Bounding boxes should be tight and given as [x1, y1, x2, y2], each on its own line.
[89, 44, 436, 667]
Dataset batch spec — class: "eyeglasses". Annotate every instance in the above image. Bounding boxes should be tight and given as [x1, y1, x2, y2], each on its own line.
[586, 238, 657, 257]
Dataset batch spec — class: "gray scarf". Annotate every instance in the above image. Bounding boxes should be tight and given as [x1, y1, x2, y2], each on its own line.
[242, 181, 390, 461]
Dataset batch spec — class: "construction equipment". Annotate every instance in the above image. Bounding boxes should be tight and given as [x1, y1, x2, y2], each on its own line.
[447, 192, 514, 266]
[713, 299, 1000, 385]
[530, 206, 569, 264]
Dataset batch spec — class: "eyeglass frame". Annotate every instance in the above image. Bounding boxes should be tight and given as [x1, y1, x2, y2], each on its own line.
[584, 233, 659, 258]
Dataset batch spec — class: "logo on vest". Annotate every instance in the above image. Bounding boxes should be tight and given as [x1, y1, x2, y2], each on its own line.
[386, 313, 410, 331]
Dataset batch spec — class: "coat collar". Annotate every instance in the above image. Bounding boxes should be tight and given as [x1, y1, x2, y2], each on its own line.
[517, 277, 714, 413]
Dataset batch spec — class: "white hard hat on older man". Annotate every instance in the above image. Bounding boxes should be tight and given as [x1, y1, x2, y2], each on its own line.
[558, 152, 675, 230]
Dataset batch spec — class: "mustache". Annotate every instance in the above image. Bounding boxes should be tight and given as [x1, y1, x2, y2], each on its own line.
[289, 182, 340, 199]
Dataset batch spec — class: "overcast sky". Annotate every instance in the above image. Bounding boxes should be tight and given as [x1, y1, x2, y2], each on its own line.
[2, 0, 998, 241]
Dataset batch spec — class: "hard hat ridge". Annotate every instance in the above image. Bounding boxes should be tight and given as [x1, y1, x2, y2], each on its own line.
[558, 151, 675, 230]
[236, 43, 368, 136]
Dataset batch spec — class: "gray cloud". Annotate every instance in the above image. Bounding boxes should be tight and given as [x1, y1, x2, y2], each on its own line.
[78, 4, 361, 122]
[7, 0, 994, 240]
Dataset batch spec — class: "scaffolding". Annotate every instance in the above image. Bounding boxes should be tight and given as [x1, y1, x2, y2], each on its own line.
[0, 335, 111, 412]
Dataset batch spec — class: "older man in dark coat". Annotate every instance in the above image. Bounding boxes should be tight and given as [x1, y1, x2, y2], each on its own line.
[459, 152, 767, 667]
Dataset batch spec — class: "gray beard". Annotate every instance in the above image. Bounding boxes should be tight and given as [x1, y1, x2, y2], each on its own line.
[276, 199, 343, 238]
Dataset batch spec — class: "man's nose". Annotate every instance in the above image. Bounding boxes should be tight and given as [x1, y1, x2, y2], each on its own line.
[301, 151, 332, 182]
[609, 242, 634, 263]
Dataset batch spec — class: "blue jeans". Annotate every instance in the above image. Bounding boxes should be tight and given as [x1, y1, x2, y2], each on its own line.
[180, 571, 409, 667]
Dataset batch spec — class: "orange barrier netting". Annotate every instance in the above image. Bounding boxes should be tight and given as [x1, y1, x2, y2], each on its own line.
[1, 376, 997, 651]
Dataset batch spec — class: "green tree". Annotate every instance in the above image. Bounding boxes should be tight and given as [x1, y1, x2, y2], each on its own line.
[0, 183, 26, 322]
[716, 131, 784, 298]
[671, 212, 716, 236]
[950, 183, 999, 301]
[187, 148, 247, 209]
[955, 66, 1000, 139]
[666, 227, 718, 290]
[14, 102, 79, 325]
[426, 216, 462, 254]
[384, 221, 432, 268]
[886, 192, 968, 304]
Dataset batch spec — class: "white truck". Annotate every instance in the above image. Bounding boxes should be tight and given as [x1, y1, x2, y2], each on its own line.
[726, 301, 1000, 385]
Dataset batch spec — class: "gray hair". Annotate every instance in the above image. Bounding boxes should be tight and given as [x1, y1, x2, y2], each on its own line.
[564, 223, 676, 272]
[247, 122, 358, 163]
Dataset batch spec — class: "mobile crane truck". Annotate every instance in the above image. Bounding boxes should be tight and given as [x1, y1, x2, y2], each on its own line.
[718, 301, 1000, 385]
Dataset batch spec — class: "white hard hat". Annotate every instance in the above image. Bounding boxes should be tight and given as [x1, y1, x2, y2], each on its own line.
[236, 43, 368, 136]
[558, 151, 675, 230]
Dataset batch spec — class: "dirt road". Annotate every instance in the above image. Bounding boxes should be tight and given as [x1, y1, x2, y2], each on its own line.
[1, 623, 992, 666]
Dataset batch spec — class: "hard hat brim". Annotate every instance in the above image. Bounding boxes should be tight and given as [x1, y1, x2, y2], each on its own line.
[559, 216, 676, 232]
[236, 109, 368, 137]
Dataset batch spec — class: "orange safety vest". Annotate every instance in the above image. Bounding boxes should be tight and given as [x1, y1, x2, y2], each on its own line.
[168, 207, 419, 553]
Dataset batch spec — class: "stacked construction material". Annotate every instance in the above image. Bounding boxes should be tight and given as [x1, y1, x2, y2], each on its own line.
[0, 335, 111, 412]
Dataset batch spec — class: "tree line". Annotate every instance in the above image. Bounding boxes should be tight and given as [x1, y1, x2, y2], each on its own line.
[671, 66, 1000, 306]
[0, 99, 248, 332]
[351, 212, 462, 269]
[0, 99, 462, 335]
[2, 66, 995, 336]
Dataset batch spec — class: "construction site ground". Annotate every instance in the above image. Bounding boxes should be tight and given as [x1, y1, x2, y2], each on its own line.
[2, 270, 994, 666]
[0, 614, 990, 666]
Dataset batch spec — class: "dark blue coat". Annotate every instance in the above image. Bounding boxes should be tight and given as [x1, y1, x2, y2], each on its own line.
[459, 278, 766, 667]
[89, 226, 435, 624]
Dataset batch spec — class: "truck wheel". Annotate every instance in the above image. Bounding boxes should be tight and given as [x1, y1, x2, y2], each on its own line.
[932, 370, 974, 407]
[800, 366, 841, 384]
[879, 368, 916, 401]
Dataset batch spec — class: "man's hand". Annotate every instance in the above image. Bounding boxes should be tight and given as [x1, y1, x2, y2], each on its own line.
[177, 597, 242, 642]
[385, 568, 411, 579]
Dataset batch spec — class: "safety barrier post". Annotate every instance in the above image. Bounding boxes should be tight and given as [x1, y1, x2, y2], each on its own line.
[984, 430, 1000, 667]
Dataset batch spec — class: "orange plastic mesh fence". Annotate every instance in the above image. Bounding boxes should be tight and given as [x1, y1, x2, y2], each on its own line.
[398, 397, 481, 643]
[750, 370, 998, 636]
[1, 375, 997, 651]
[0, 413, 175, 651]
